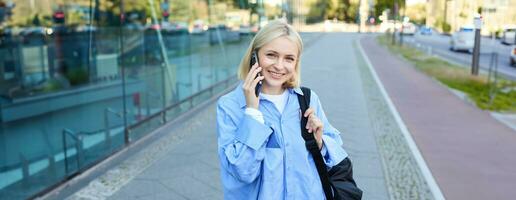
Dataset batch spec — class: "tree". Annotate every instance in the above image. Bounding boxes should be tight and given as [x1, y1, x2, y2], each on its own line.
[374, 0, 405, 21]
[32, 14, 40, 26]
[405, 2, 426, 25]
[305, 0, 359, 24]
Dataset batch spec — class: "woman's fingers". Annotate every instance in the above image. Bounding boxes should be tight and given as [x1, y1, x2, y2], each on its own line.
[243, 65, 262, 93]
[304, 108, 314, 117]
[244, 64, 260, 87]
[251, 75, 264, 88]
[306, 114, 323, 135]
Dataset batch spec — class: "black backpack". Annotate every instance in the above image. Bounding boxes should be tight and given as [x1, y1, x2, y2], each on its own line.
[297, 87, 363, 200]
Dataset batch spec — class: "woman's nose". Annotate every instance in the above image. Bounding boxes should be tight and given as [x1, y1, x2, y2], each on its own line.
[271, 58, 286, 69]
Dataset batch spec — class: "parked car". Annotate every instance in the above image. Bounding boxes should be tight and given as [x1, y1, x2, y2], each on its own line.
[501, 27, 515, 45]
[191, 20, 207, 34]
[20, 27, 53, 44]
[124, 22, 145, 32]
[0, 28, 13, 45]
[450, 26, 475, 52]
[401, 22, 416, 35]
[510, 45, 516, 66]
[419, 26, 433, 35]
[239, 25, 252, 35]
[74, 25, 97, 33]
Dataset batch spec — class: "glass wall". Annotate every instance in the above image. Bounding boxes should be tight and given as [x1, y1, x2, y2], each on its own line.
[0, 0, 294, 199]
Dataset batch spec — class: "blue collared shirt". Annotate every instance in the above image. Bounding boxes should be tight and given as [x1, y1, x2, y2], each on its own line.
[216, 83, 348, 200]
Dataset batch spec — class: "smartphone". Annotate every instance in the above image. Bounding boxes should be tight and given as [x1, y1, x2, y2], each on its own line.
[250, 51, 262, 97]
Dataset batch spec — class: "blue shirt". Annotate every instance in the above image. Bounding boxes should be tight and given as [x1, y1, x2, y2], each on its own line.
[216, 83, 348, 200]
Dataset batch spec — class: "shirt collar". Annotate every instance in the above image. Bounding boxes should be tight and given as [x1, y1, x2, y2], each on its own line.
[235, 82, 305, 109]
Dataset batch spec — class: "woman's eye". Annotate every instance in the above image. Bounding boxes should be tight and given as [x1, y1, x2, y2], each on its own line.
[266, 54, 276, 58]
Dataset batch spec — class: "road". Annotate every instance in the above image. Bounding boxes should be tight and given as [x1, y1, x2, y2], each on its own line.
[402, 33, 516, 80]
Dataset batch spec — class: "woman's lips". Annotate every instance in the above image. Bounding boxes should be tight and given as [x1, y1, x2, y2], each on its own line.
[268, 70, 285, 79]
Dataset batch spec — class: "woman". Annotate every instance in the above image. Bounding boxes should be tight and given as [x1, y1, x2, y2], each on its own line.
[216, 20, 348, 199]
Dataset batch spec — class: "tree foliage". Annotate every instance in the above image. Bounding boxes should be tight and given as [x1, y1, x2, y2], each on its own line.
[374, 0, 405, 20]
[306, 0, 359, 24]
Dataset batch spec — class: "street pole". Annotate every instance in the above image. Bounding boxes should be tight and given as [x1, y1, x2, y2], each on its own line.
[391, 2, 398, 45]
[471, 16, 482, 76]
[400, 4, 405, 46]
[443, 0, 447, 30]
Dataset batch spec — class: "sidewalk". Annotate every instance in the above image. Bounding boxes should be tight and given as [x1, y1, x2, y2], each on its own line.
[360, 36, 516, 200]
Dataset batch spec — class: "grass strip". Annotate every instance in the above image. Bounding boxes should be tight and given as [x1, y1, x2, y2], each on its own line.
[377, 34, 516, 112]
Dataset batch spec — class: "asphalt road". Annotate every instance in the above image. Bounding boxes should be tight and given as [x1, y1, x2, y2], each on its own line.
[401, 33, 516, 80]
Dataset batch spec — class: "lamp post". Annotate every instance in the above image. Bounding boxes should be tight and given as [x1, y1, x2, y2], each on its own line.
[391, 2, 398, 45]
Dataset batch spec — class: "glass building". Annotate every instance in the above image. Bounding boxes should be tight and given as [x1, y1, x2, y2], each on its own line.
[0, 0, 305, 199]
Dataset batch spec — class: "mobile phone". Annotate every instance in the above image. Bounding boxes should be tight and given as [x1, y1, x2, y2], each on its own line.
[250, 51, 262, 97]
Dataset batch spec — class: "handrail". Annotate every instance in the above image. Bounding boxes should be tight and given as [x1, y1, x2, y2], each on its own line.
[127, 75, 236, 131]
[104, 108, 123, 149]
[61, 128, 82, 176]
[197, 73, 213, 91]
[175, 82, 193, 101]
[145, 91, 161, 116]
[0, 126, 118, 173]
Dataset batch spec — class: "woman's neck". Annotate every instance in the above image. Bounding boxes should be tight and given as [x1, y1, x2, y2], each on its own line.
[261, 85, 285, 95]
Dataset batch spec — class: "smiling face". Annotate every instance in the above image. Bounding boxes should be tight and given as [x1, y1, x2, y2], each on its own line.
[257, 36, 299, 94]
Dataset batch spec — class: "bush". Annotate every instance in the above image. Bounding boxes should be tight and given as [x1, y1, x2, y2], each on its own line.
[66, 68, 89, 86]
[442, 22, 451, 33]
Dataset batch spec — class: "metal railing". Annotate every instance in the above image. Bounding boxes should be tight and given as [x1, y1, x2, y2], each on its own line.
[487, 52, 499, 105]
[104, 108, 123, 150]
[128, 75, 237, 132]
[62, 128, 83, 176]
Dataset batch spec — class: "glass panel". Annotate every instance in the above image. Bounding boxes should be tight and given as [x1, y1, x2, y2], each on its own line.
[0, 0, 127, 199]
[0, 0, 287, 198]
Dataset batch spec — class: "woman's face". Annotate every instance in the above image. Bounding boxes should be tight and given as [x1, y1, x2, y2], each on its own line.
[257, 36, 299, 90]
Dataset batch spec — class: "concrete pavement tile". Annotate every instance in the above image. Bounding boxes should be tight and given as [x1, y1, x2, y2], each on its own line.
[158, 174, 220, 199]
[109, 179, 186, 200]
[356, 176, 390, 200]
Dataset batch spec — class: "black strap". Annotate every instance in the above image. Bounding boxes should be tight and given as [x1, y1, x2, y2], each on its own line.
[298, 87, 334, 200]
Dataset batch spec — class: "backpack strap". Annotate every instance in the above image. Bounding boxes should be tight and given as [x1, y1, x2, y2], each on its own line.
[297, 87, 334, 200]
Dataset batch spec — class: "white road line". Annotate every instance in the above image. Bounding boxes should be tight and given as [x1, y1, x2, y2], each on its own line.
[357, 38, 446, 200]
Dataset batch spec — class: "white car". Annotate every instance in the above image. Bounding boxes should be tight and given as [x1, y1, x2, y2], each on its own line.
[450, 26, 475, 52]
[510, 45, 516, 66]
[401, 22, 416, 35]
[501, 28, 515, 45]
[191, 20, 207, 34]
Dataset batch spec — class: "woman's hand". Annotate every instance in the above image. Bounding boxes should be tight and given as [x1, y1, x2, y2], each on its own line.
[243, 63, 264, 109]
[304, 107, 323, 150]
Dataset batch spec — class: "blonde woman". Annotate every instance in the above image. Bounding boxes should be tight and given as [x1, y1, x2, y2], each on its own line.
[216, 20, 353, 199]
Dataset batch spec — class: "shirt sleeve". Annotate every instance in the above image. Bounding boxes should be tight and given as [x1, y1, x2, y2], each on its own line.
[245, 107, 265, 124]
[217, 97, 273, 183]
[310, 91, 348, 168]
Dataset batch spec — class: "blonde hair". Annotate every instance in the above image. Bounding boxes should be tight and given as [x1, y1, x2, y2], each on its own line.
[237, 19, 303, 88]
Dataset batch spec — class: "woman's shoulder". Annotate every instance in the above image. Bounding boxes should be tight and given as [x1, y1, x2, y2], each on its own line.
[297, 86, 320, 103]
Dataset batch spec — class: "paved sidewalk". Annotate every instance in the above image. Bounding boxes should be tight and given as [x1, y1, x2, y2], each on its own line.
[361, 36, 516, 200]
